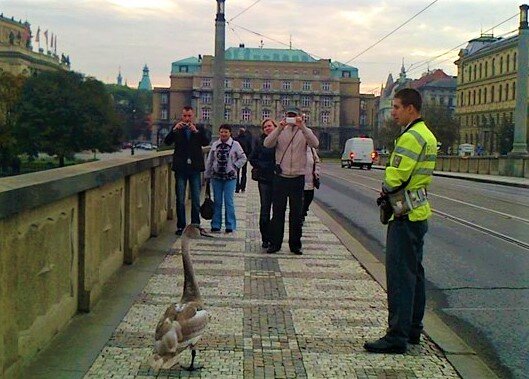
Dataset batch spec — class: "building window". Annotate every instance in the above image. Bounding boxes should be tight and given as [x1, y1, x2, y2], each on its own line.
[303, 81, 312, 91]
[360, 114, 367, 126]
[224, 93, 232, 104]
[242, 108, 251, 122]
[507, 54, 510, 72]
[514, 52, 517, 70]
[500, 57, 503, 74]
[491, 85, 495, 102]
[321, 111, 330, 125]
[512, 82, 516, 99]
[360, 99, 366, 110]
[224, 79, 231, 88]
[484, 87, 488, 103]
[242, 94, 252, 106]
[505, 83, 509, 100]
[201, 92, 211, 104]
[262, 109, 271, 120]
[479, 63, 482, 79]
[322, 82, 331, 91]
[499, 84, 502, 101]
[202, 108, 211, 120]
[161, 109, 168, 120]
[262, 79, 271, 90]
[281, 95, 290, 107]
[478, 89, 481, 104]
[301, 96, 311, 107]
[485, 61, 488, 77]
[282, 81, 291, 90]
[161, 93, 168, 104]
[242, 78, 251, 89]
[201, 78, 211, 88]
[342, 71, 351, 78]
[468, 66, 472, 82]
[224, 108, 230, 120]
[322, 96, 332, 107]
[492, 58, 496, 75]
[179, 65, 188, 73]
[262, 94, 272, 106]
[473, 64, 477, 80]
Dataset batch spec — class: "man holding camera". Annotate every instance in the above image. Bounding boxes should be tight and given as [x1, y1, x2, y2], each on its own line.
[364, 88, 437, 354]
[264, 107, 319, 255]
[164, 106, 211, 236]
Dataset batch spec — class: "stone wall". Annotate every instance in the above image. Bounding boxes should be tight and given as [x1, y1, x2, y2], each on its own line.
[0, 150, 193, 378]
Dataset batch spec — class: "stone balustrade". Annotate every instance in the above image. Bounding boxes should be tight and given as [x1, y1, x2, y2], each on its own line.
[0, 150, 207, 378]
[377, 154, 529, 178]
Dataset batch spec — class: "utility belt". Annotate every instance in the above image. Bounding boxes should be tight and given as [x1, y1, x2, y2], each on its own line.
[387, 188, 428, 217]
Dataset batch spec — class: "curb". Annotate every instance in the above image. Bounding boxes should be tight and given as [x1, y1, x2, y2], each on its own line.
[312, 201, 499, 379]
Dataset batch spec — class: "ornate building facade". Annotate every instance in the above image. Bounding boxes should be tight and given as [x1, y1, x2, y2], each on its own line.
[0, 14, 68, 75]
[455, 34, 518, 154]
[153, 46, 377, 151]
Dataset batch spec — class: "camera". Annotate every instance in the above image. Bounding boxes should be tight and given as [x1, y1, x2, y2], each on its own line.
[274, 164, 282, 175]
[285, 116, 297, 124]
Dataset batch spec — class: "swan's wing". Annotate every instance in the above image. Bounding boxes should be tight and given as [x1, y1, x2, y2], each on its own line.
[178, 309, 209, 343]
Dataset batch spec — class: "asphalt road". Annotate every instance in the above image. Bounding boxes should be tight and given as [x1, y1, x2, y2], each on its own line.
[315, 163, 529, 379]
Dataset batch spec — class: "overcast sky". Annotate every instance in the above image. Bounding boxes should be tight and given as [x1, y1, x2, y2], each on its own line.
[1, 0, 525, 94]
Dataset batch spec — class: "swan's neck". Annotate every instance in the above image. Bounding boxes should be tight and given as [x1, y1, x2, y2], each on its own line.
[180, 236, 202, 304]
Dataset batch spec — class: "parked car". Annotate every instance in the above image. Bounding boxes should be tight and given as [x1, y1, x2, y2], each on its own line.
[121, 141, 132, 149]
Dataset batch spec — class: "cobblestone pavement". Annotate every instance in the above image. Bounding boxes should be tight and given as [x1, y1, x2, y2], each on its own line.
[84, 181, 460, 379]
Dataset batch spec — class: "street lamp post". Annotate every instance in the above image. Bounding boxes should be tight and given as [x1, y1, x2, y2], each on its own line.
[510, 4, 529, 155]
[212, 0, 226, 136]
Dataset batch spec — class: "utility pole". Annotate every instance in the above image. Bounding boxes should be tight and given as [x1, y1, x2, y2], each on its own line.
[510, 4, 529, 155]
[212, 0, 226, 135]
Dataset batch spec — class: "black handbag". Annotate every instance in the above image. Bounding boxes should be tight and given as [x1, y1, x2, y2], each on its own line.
[200, 179, 214, 220]
[251, 167, 260, 181]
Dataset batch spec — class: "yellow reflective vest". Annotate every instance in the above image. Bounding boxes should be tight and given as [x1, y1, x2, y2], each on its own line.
[383, 118, 437, 221]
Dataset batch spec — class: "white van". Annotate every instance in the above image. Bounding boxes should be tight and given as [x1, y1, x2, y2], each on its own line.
[458, 143, 475, 157]
[341, 137, 377, 170]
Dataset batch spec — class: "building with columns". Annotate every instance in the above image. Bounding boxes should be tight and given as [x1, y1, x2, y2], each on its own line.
[455, 34, 518, 154]
[152, 45, 377, 151]
[0, 14, 68, 75]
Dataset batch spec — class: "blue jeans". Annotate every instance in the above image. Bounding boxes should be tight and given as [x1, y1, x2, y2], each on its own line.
[211, 178, 237, 230]
[175, 170, 201, 229]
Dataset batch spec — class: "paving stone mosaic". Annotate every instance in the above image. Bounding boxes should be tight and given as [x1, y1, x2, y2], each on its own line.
[83, 183, 460, 378]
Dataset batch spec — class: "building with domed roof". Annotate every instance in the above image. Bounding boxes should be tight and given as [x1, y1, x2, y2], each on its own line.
[138, 64, 152, 91]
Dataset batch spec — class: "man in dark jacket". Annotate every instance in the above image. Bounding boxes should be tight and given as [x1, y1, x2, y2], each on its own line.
[234, 127, 253, 193]
[164, 106, 211, 235]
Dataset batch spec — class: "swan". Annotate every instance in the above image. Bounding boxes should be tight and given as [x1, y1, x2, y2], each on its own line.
[151, 225, 209, 371]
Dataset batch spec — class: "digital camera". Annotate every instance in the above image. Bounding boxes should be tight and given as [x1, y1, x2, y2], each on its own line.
[285, 116, 297, 124]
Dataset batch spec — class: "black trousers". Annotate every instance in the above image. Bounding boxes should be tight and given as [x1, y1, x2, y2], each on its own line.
[302, 189, 314, 218]
[269, 175, 304, 251]
[258, 181, 273, 243]
[236, 162, 248, 192]
[385, 217, 428, 346]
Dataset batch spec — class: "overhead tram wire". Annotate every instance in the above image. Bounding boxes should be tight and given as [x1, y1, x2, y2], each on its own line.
[343, 0, 439, 65]
[406, 13, 518, 74]
[227, 0, 263, 23]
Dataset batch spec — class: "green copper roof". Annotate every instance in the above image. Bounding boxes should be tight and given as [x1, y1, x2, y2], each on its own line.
[330, 61, 358, 79]
[171, 56, 201, 74]
[225, 47, 317, 62]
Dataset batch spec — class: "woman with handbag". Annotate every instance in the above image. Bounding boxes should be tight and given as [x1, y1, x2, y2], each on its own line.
[302, 146, 321, 225]
[204, 124, 247, 233]
[249, 119, 277, 248]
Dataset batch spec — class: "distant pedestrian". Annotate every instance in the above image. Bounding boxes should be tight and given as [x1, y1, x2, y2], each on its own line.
[264, 107, 319, 255]
[249, 119, 278, 248]
[234, 127, 253, 193]
[365, 88, 437, 354]
[205, 124, 247, 233]
[302, 146, 321, 224]
[164, 106, 211, 236]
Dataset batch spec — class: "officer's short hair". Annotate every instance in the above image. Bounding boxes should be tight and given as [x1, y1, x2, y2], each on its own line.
[394, 88, 422, 112]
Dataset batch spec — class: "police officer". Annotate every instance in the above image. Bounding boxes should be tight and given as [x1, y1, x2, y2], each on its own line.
[364, 88, 437, 354]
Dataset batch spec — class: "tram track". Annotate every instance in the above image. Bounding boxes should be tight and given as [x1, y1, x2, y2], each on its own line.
[323, 169, 529, 252]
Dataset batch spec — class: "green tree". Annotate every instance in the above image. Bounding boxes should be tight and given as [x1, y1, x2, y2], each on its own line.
[421, 106, 458, 154]
[106, 84, 152, 141]
[498, 116, 514, 155]
[16, 71, 122, 166]
[377, 118, 400, 152]
[0, 72, 25, 173]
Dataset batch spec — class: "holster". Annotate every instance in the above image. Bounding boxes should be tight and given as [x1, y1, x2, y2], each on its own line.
[387, 188, 428, 217]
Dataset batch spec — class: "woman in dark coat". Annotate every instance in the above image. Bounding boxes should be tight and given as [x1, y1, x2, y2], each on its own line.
[249, 119, 277, 248]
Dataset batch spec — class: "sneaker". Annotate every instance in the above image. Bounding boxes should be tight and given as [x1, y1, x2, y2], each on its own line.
[225, 229, 233, 233]
[175, 228, 184, 236]
[211, 228, 221, 233]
